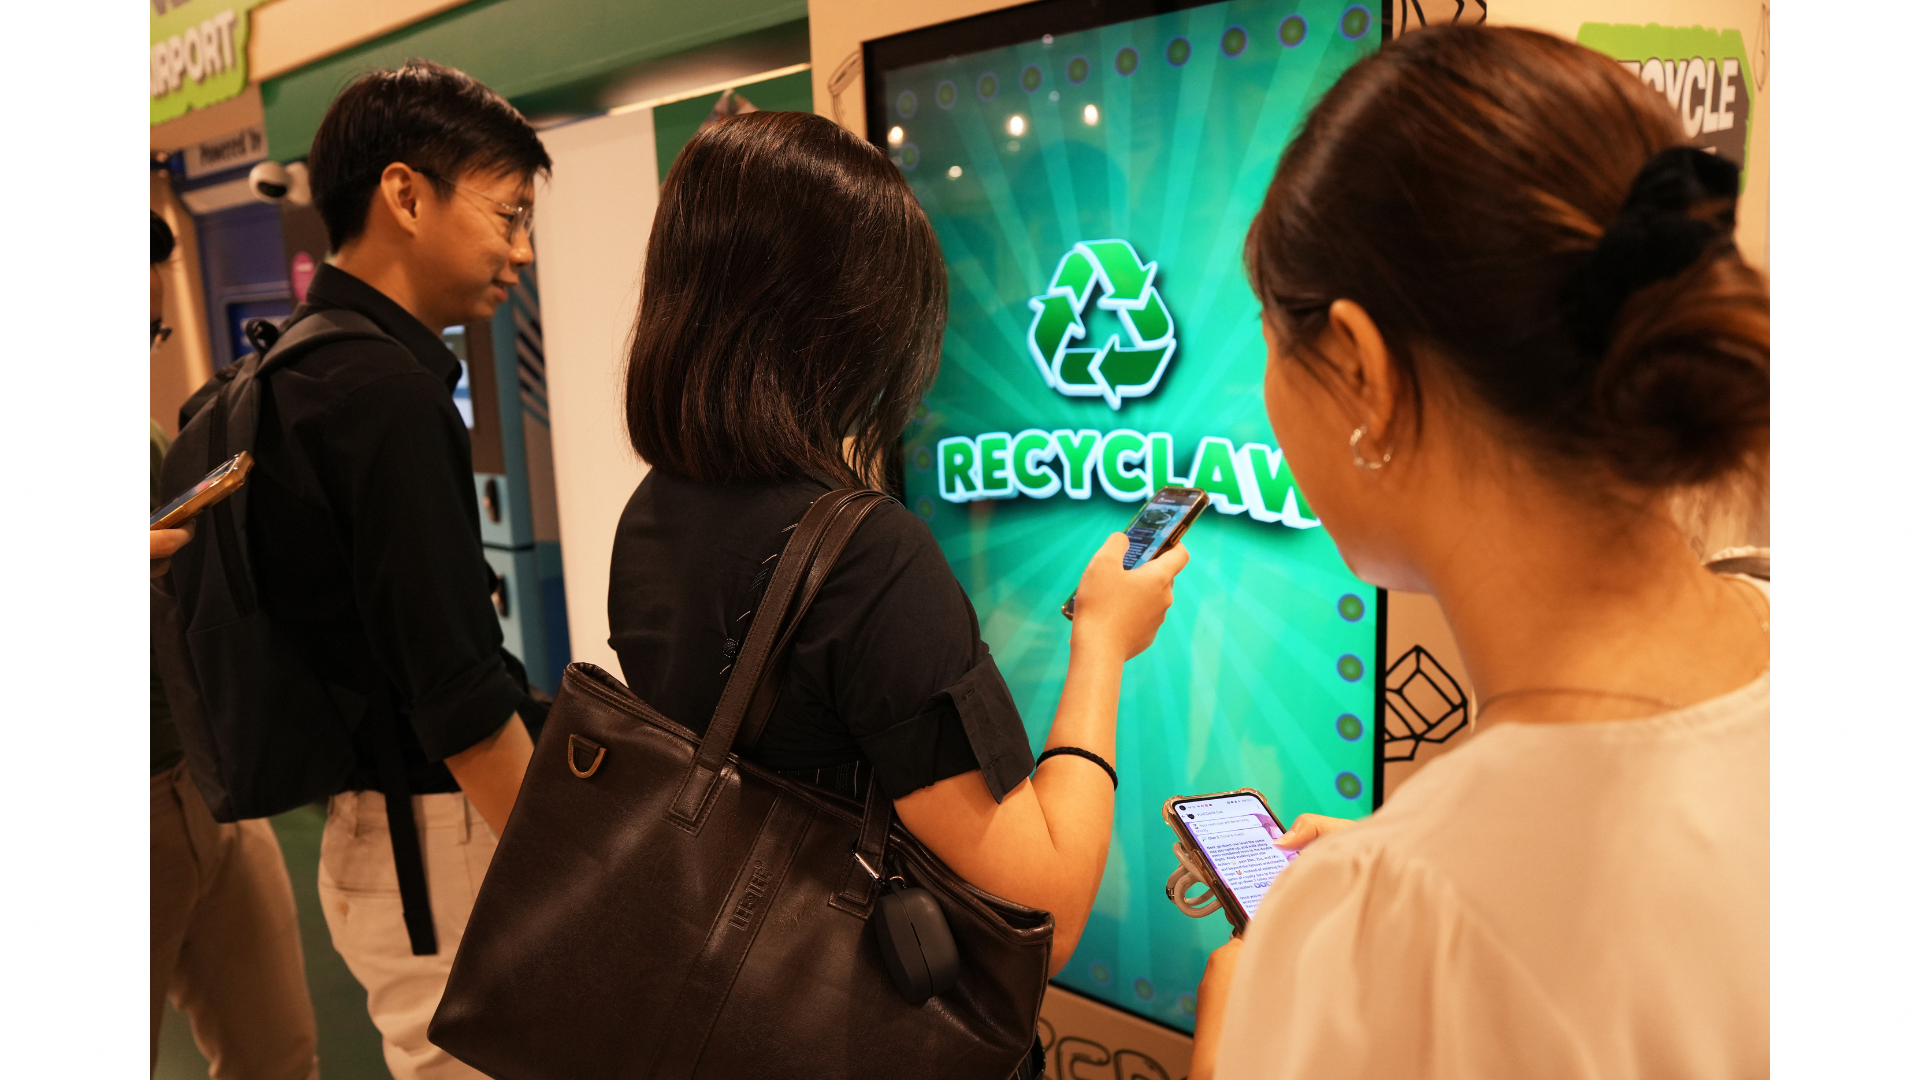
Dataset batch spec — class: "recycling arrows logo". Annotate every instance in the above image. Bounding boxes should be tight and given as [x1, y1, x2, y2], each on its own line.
[1026, 240, 1176, 410]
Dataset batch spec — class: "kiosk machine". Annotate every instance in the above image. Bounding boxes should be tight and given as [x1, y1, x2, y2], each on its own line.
[868, 0, 1385, 1033]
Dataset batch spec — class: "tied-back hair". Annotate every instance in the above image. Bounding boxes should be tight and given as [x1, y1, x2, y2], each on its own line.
[1245, 25, 1768, 490]
[624, 111, 947, 496]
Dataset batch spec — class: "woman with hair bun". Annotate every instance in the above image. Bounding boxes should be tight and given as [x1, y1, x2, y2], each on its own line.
[1188, 25, 1768, 1080]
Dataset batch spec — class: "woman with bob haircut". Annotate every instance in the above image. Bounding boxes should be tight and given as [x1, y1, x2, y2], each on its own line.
[1187, 26, 1768, 1079]
[610, 109, 1189, 1002]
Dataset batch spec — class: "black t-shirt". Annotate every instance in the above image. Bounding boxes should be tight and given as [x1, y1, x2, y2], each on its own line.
[247, 264, 523, 794]
[608, 472, 1035, 803]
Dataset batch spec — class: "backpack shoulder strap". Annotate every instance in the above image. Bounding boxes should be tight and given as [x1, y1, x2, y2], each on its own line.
[257, 308, 395, 378]
[175, 308, 397, 432]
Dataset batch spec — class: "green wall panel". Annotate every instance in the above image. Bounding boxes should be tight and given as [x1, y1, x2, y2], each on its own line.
[651, 69, 815, 184]
[262, 0, 808, 161]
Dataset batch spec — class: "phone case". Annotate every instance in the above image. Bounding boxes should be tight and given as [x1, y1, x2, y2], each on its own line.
[1162, 787, 1277, 933]
[1060, 488, 1211, 619]
[152, 451, 254, 530]
[1148, 488, 1210, 554]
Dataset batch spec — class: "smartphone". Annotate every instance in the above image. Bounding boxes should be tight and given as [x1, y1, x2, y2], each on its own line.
[1163, 788, 1297, 934]
[151, 451, 253, 530]
[1061, 486, 1209, 619]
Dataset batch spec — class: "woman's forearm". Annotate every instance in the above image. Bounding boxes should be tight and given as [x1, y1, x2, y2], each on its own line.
[1046, 632, 1126, 761]
[1025, 637, 1127, 954]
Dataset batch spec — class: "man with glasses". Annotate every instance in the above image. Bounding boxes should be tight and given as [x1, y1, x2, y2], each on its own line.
[238, 60, 550, 1080]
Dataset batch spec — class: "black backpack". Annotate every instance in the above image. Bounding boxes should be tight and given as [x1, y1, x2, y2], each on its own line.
[153, 308, 399, 824]
[156, 308, 548, 956]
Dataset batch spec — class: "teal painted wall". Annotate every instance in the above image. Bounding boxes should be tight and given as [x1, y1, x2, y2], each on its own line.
[262, 0, 808, 161]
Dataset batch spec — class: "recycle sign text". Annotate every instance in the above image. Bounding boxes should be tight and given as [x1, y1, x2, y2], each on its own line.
[927, 236, 1320, 529]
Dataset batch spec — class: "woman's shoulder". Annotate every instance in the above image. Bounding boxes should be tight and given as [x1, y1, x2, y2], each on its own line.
[803, 493, 963, 611]
[841, 493, 945, 556]
[621, 471, 827, 526]
[611, 474, 832, 602]
[620, 475, 930, 544]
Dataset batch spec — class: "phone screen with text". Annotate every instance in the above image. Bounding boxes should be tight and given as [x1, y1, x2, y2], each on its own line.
[1176, 794, 1297, 923]
[1121, 491, 1201, 569]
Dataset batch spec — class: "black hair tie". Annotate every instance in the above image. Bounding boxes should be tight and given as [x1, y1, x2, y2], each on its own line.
[1035, 746, 1117, 790]
[1565, 146, 1741, 356]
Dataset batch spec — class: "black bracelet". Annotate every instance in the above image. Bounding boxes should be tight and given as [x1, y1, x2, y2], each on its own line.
[1035, 746, 1117, 790]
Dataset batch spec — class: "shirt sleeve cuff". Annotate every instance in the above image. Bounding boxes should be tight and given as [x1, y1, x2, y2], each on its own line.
[858, 654, 1036, 803]
[408, 655, 524, 762]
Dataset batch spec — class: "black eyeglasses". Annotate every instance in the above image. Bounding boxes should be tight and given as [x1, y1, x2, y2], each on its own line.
[412, 166, 534, 240]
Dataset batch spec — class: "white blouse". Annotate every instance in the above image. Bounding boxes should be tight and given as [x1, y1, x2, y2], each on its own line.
[1216, 662, 1768, 1078]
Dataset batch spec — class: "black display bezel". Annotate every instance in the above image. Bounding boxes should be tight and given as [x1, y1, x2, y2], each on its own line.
[865, 0, 1231, 139]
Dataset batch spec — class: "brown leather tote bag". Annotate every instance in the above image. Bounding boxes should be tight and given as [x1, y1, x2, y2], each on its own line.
[429, 489, 1053, 1079]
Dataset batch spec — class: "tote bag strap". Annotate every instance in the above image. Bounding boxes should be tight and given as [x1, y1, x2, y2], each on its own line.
[737, 491, 893, 754]
[829, 763, 900, 914]
[667, 488, 887, 830]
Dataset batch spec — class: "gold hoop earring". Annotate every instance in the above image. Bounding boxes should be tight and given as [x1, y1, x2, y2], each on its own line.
[1350, 425, 1393, 470]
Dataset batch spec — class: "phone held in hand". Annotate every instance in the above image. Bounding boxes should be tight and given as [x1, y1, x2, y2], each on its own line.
[151, 451, 253, 530]
[1163, 788, 1296, 934]
[1061, 485, 1210, 619]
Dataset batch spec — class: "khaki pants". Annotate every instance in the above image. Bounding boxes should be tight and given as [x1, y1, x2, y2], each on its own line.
[319, 790, 497, 1080]
[151, 762, 318, 1079]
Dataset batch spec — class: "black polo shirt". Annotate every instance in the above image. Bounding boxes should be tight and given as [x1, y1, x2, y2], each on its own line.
[608, 471, 1036, 803]
[248, 263, 522, 794]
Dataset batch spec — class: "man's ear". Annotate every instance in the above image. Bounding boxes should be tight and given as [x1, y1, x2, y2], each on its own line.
[1323, 299, 1404, 445]
[373, 162, 426, 239]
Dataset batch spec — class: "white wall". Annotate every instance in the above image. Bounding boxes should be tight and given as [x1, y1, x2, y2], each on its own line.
[535, 108, 659, 678]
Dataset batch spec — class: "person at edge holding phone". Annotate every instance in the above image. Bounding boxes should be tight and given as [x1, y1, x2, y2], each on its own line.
[606, 112, 1188, 1060]
[150, 214, 193, 581]
[150, 211, 319, 1078]
[199, 63, 549, 1080]
[1187, 27, 1767, 1080]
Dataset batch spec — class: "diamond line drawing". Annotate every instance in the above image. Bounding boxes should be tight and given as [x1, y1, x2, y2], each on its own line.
[1381, 645, 1470, 762]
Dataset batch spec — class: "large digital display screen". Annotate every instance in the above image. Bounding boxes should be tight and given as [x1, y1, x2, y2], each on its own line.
[869, 0, 1382, 1032]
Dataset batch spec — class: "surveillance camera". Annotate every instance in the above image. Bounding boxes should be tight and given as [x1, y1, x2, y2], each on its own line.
[283, 161, 312, 207]
[249, 160, 290, 202]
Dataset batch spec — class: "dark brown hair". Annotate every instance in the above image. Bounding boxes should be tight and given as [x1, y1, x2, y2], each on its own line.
[1246, 26, 1768, 489]
[624, 111, 947, 494]
[308, 59, 551, 250]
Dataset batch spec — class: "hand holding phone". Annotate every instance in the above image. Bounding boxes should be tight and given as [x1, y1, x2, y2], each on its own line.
[1274, 813, 1356, 854]
[1064, 532, 1189, 661]
[1063, 486, 1208, 619]
[151, 523, 194, 579]
[151, 451, 252, 530]
[1164, 789, 1297, 934]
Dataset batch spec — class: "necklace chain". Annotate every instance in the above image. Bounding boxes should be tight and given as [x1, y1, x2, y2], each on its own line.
[1475, 686, 1682, 719]
[1476, 576, 1768, 722]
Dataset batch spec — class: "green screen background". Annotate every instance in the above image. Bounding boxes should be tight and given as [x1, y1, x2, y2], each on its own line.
[884, 0, 1378, 1031]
